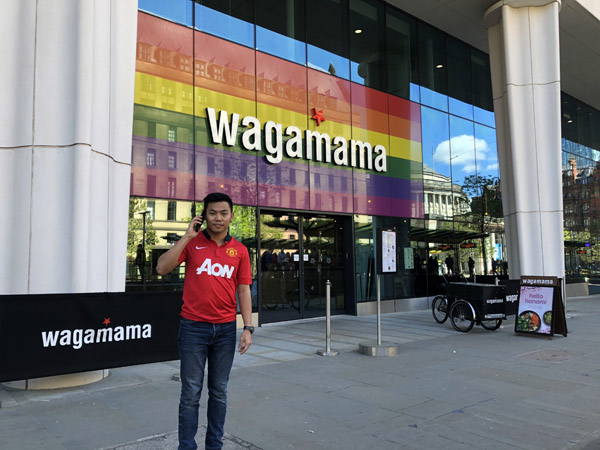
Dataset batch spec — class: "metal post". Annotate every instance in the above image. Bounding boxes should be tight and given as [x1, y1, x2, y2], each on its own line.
[377, 274, 382, 346]
[562, 277, 568, 318]
[317, 280, 339, 356]
[358, 273, 398, 356]
[139, 211, 148, 291]
[326, 280, 332, 352]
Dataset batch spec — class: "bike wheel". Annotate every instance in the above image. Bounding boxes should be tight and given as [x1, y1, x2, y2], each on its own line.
[290, 296, 300, 311]
[288, 289, 310, 311]
[480, 319, 502, 331]
[449, 300, 475, 332]
[431, 295, 449, 324]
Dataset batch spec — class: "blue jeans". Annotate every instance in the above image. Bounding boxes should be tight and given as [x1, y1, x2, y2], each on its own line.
[178, 318, 236, 450]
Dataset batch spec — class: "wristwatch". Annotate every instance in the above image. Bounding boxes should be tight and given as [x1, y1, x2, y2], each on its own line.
[243, 325, 255, 334]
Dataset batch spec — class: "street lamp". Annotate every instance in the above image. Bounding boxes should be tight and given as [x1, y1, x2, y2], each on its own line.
[138, 211, 148, 290]
[481, 211, 489, 275]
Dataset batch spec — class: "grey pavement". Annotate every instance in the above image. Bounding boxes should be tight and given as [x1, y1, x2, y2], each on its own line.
[2, 295, 600, 450]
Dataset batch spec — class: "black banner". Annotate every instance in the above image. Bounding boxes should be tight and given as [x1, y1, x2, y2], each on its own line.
[499, 279, 520, 316]
[0, 291, 183, 382]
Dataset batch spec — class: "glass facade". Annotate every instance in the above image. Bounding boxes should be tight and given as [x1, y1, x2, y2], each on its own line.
[561, 93, 600, 281]
[131, 0, 509, 321]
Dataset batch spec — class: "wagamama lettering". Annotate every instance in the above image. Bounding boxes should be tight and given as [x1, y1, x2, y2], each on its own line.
[41, 324, 152, 350]
[197, 258, 234, 278]
[206, 107, 388, 173]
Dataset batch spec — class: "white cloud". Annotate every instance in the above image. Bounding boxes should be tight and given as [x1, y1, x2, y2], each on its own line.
[433, 135, 493, 173]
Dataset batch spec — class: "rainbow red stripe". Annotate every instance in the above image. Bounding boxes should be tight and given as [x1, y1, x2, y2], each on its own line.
[132, 12, 424, 218]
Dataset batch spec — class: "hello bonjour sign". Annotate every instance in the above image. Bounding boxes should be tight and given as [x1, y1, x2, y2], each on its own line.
[206, 107, 388, 173]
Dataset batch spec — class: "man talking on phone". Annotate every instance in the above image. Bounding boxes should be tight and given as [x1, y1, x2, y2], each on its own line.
[156, 192, 254, 450]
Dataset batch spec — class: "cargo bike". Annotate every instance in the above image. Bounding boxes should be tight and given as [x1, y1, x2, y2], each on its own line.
[431, 280, 507, 332]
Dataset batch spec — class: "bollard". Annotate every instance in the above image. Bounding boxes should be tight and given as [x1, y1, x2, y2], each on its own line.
[358, 273, 398, 357]
[377, 274, 382, 346]
[317, 280, 339, 356]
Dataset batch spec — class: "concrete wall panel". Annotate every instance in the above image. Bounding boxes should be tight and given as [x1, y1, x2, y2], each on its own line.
[505, 84, 539, 212]
[513, 211, 543, 276]
[0, 149, 32, 293]
[110, 0, 138, 164]
[34, 0, 94, 146]
[87, 151, 110, 292]
[529, 3, 561, 85]
[0, 1, 35, 147]
[501, 5, 533, 86]
[91, 1, 111, 156]
[29, 146, 89, 293]
[532, 82, 563, 212]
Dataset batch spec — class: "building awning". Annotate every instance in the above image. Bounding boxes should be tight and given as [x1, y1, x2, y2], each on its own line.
[409, 227, 486, 244]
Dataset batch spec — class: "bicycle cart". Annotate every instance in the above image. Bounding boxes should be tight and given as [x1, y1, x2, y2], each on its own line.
[431, 274, 467, 325]
[432, 282, 507, 332]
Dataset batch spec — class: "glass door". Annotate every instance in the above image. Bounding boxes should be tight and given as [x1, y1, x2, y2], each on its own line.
[302, 215, 346, 318]
[259, 212, 302, 323]
[259, 211, 350, 323]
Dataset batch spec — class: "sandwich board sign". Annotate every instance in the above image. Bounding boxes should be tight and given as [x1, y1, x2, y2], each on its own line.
[515, 276, 567, 337]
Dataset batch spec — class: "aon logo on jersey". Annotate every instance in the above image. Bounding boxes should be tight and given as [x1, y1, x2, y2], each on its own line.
[196, 258, 234, 279]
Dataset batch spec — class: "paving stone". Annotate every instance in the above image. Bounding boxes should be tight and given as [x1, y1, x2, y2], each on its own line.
[99, 429, 260, 450]
[519, 348, 586, 363]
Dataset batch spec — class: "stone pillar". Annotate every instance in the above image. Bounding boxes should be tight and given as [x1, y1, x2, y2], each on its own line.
[484, 0, 564, 279]
[0, 0, 138, 387]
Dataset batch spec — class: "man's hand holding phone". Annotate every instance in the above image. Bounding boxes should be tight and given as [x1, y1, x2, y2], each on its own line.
[189, 211, 204, 235]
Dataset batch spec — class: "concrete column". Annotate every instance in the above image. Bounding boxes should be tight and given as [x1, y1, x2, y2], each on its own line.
[444, 195, 449, 217]
[441, 195, 446, 217]
[484, 0, 564, 279]
[0, 0, 138, 387]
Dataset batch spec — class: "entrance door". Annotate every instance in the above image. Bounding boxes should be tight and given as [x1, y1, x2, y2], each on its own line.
[259, 211, 350, 324]
[302, 215, 345, 318]
[259, 212, 302, 322]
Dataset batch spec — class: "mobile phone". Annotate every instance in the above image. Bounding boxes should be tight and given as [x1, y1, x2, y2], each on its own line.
[194, 210, 205, 232]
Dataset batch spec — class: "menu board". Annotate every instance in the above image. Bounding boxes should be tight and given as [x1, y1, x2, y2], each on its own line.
[515, 276, 568, 337]
[515, 286, 554, 335]
[376, 228, 397, 274]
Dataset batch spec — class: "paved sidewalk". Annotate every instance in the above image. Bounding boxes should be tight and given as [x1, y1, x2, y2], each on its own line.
[96, 428, 261, 450]
[1, 295, 600, 449]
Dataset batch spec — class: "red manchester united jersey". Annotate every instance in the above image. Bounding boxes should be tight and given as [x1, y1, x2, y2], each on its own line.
[178, 230, 252, 323]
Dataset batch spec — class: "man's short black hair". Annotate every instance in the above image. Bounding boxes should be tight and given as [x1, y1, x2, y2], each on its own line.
[203, 192, 233, 212]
